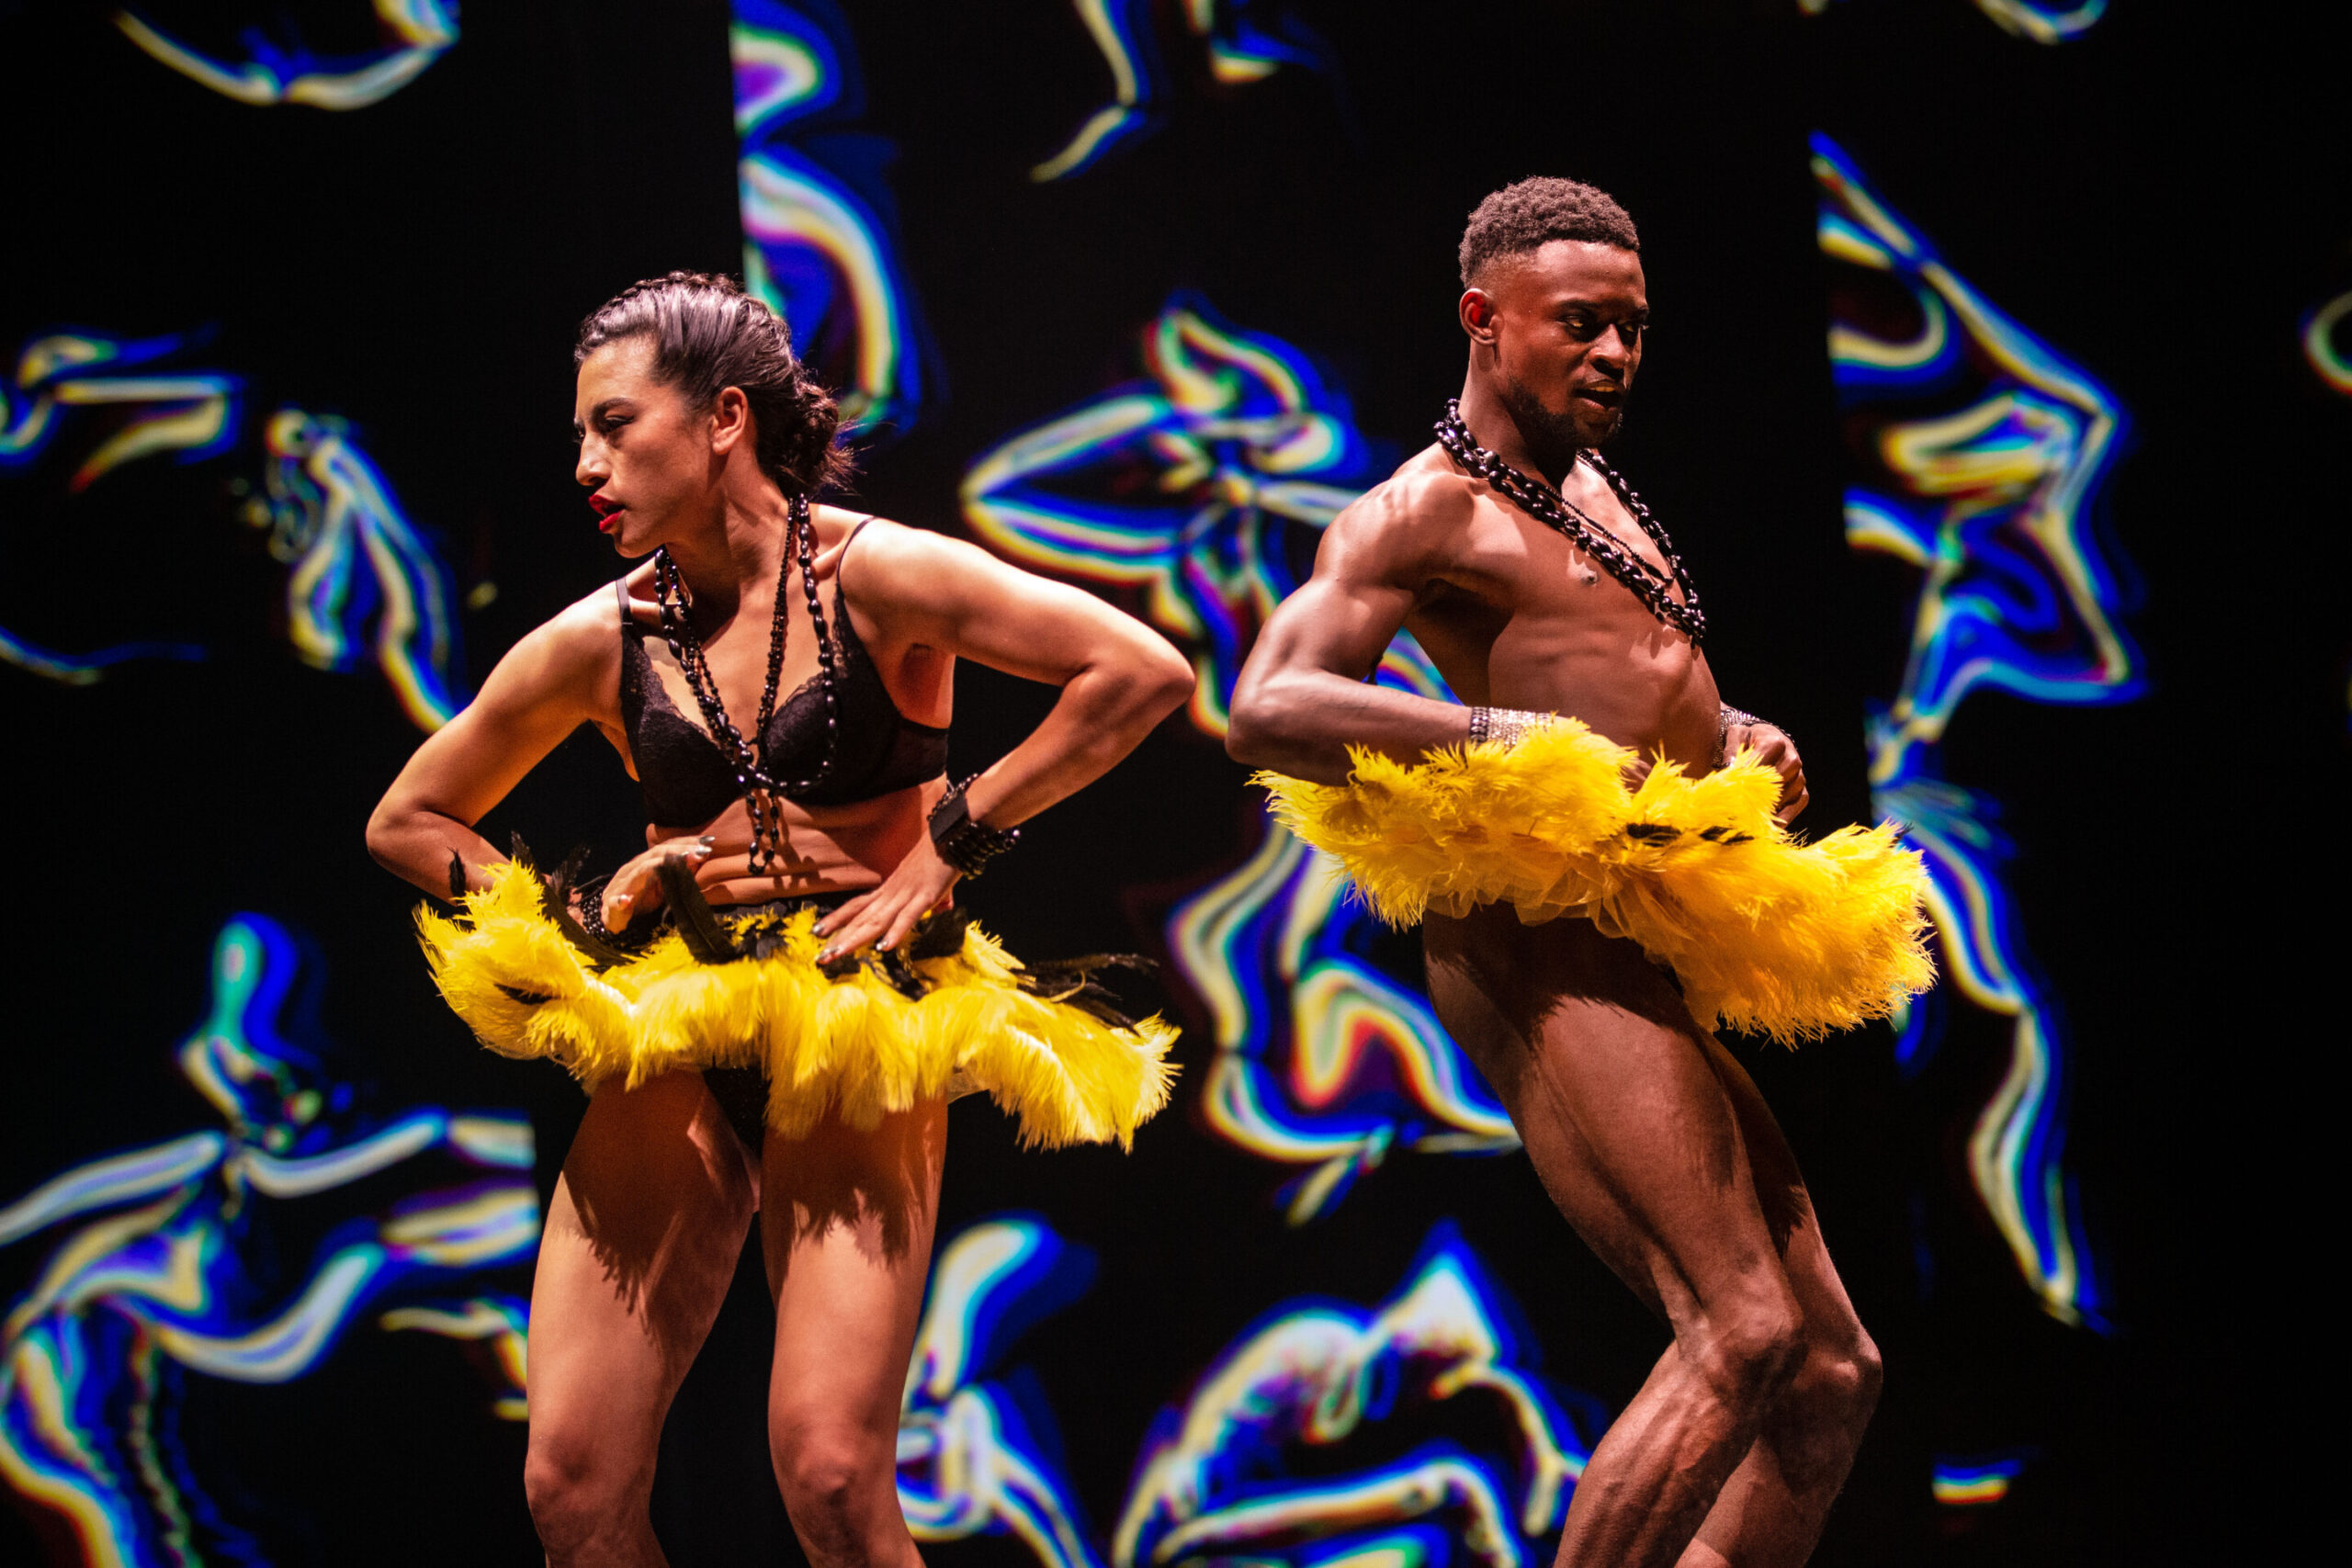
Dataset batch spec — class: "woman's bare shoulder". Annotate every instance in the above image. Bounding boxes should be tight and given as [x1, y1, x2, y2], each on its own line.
[473, 578, 630, 712]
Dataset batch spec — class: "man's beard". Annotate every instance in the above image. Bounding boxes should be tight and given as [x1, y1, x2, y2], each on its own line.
[1498, 372, 1624, 476]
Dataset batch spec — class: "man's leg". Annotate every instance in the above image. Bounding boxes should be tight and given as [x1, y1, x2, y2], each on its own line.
[1676, 1037, 1881, 1568]
[1423, 907, 1871, 1568]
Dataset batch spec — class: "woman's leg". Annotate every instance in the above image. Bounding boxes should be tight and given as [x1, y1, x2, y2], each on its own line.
[525, 1072, 757, 1567]
[761, 1100, 948, 1568]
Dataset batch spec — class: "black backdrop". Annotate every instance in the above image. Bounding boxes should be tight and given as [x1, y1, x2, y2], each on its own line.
[2, 2, 2340, 1564]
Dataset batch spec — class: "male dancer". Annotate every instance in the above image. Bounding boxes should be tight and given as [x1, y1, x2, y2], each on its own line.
[1227, 179, 1880, 1567]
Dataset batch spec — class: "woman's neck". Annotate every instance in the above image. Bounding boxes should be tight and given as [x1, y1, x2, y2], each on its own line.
[663, 487, 792, 615]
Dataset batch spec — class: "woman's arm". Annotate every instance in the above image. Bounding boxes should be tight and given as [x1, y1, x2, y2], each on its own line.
[811, 524, 1194, 959]
[364, 596, 617, 899]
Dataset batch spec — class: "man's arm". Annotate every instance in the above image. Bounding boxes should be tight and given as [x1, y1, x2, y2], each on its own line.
[1227, 475, 1473, 784]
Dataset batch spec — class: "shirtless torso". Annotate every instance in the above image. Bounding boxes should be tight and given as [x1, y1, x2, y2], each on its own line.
[1229, 198, 1876, 1568]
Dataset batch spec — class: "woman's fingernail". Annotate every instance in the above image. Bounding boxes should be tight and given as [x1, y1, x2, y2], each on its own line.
[698, 835, 716, 844]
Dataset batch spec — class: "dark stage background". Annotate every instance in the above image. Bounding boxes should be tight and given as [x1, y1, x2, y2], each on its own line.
[1, 3, 2338, 1564]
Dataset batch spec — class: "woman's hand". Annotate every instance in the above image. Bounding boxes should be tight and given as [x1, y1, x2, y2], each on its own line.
[811, 835, 959, 963]
[597, 834, 716, 932]
[1725, 721, 1809, 825]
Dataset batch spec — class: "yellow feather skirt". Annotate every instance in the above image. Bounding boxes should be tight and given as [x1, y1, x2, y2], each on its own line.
[416, 861, 1179, 1146]
[1256, 720, 1935, 1044]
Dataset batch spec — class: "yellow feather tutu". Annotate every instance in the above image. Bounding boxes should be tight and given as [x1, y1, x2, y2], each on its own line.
[416, 861, 1179, 1146]
[1255, 720, 1935, 1044]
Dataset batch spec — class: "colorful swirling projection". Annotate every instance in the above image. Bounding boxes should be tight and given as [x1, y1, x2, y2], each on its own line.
[1, 331, 232, 682]
[1035, 0, 1332, 180]
[1174, 825, 1517, 1224]
[1113, 1224, 1595, 1568]
[1795, 0, 2107, 40]
[964, 295, 1442, 737]
[1815, 133, 2141, 1326]
[115, 2, 458, 110]
[899, 1217, 1102, 1568]
[964, 296, 1506, 1223]
[1930, 1450, 2033, 1506]
[0, 914, 538, 1567]
[731, 0, 926, 434]
[0, 332, 469, 725]
[2302, 288, 2352, 395]
[254, 409, 467, 730]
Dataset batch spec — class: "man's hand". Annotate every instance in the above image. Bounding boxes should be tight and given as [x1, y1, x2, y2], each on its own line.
[812, 836, 960, 963]
[1724, 722, 1809, 825]
[597, 835, 716, 931]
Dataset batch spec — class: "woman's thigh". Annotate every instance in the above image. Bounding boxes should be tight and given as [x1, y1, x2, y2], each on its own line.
[527, 1071, 757, 1478]
[760, 1100, 949, 1450]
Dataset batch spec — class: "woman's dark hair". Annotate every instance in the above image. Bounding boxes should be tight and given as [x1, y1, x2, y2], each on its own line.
[575, 271, 853, 497]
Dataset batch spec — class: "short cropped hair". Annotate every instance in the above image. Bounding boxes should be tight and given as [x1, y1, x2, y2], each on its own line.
[1458, 177, 1640, 287]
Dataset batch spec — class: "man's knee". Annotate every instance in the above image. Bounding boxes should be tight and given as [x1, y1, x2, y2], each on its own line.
[1689, 1290, 1806, 1412]
[772, 1418, 899, 1565]
[1792, 1325, 1883, 1429]
[524, 1435, 646, 1560]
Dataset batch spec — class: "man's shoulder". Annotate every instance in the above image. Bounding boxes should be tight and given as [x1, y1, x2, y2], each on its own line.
[1332, 446, 1478, 539]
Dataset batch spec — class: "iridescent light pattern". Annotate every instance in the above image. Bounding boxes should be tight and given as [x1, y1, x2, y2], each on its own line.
[730, 0, 926, 434]
[1035, 1, 1330, 180]
[1112, 1224, 1593, 1568]
[257, 408, 468, 730]
[963, 297, 1507, 1222]
[1, 331, 233, 682]
[115, 2, 458, 110]
[2302, 288, 2352, 395]
[0, 915, 537, 1564]
[900, 1218, 1102, 1568]
[1816, 134, 2140, 1326]
[1930, 1450, 2031, 1505]
[1795, 0, 2107, 40]
[963, 295, 1442, 738]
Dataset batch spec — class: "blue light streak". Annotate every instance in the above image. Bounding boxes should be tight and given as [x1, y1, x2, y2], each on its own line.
[1113, 1224, 1595, 1568]
[114, 2, 458, 110]
[0, 914, 539, 1563]
[730, 0, 929, 434]
[1815, 133, 2140, 1325]
[900, 1217, 1102, 1568]
[257, 409, 469, 730]
[964, 296, 1507, 1222]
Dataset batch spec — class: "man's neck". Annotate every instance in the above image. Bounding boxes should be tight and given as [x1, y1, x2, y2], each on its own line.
[1455, 373, 1580, 491]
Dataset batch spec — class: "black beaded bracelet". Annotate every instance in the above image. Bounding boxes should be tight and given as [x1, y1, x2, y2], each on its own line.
[928, 777, 1020, 877]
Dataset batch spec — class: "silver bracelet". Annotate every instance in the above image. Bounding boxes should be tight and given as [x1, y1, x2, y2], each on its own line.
[1718, 703, 1784, 764]
[1467, 706, 1557, 749]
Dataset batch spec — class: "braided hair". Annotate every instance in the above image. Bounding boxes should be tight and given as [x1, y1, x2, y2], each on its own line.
[575, 272, 853, 498]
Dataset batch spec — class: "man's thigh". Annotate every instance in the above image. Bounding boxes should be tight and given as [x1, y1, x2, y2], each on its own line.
[1422, 906, 1792, 1327]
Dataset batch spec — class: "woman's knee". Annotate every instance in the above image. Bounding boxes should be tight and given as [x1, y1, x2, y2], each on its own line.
[524, 1435, 649, 1558]
[771, 1419, 901, 1563]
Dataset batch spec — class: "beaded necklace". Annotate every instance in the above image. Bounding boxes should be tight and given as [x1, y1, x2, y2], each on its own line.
[651, 492, 841, 873]
[1434, 399, 1706, 645]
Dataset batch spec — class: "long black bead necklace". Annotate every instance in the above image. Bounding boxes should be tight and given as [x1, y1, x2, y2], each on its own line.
[652, 491, 841, 873]
[1434, 399, 1707, 645]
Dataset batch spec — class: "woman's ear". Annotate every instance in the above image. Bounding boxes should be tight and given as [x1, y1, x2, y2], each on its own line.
[708, 386, 752, 455]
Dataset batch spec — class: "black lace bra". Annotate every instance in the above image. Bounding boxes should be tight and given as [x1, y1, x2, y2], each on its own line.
[616, 522, 948, 826]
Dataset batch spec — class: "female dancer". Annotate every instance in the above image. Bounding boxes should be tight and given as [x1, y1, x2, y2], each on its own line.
[366, 272, 1191, 1568]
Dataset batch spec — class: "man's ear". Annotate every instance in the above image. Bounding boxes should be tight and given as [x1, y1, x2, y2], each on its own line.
[1459, 288, 1499, 344]
[709, 386, 752, 454]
